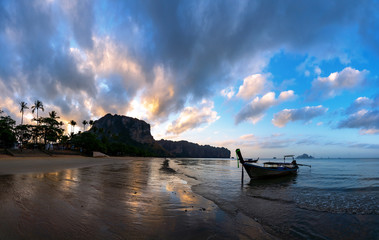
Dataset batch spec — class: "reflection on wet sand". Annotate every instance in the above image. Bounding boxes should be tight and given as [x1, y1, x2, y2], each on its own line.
[0, 157, 273, 239]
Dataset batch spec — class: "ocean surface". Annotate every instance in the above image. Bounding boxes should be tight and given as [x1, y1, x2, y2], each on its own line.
[171, 157, 379, 239]
[0, 157, 377, 239]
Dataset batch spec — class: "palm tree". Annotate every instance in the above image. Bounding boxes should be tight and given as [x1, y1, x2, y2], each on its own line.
[70, 120, 77, 134]
[82, 120, 88, 131]
[19, 101, 29, 125]
[31, 100, 44, 124]
[49, 111, 59, 120]
[0, 109, 3, 115]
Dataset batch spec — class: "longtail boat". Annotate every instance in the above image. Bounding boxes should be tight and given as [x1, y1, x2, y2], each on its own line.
[236, 149, 302, 179]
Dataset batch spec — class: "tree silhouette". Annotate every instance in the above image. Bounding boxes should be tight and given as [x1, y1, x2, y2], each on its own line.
[82, 120, 88, 131]
[31, 100, 44, 124]
[19, 101, 29, 125]
[49, 111, 59, 120]
[70, 120, 77, 134]
[41, 111, 64, 145]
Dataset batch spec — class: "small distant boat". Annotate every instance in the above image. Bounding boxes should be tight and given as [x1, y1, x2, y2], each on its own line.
[236, 149, 300, 179]
[246, 157, 259, 163]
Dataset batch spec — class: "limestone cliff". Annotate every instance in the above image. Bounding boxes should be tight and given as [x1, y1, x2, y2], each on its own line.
[88, 114, 231, 158]
[90, 113, 154, 144]
[157, 140, 231, 158]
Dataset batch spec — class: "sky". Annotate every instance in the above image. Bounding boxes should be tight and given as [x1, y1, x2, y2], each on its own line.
[0, 0, 378, 158]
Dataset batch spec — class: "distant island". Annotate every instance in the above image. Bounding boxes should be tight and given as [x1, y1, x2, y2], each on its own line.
[296, 153, 314, 159]
[86, 113, 231, 158]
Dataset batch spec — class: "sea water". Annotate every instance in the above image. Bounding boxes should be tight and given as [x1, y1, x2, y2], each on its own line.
[171, 158, 379, 240]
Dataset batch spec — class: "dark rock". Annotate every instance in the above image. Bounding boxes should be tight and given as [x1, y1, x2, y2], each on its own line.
[296, 153, 314, 159]
[87, 113, 230, 158]
[90, 113, 154, 144]
[157, 140, 230, 158]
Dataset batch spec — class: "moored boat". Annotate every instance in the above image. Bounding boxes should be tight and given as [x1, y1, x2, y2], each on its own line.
[236, 149, 299, 179]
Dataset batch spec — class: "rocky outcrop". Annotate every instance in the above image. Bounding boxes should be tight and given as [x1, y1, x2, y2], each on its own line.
[157, 140, 231, 158]
[89, 114, 231, 158]
[90, 114, 154, 144]
[296, 153, 314, 159]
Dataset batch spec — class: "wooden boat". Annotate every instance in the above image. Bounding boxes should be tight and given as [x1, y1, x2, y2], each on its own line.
[236, 149, 299, 179]
[246, 157, 259, 163]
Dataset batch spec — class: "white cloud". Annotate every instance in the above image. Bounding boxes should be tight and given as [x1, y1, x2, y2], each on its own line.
[235, 91, 295, 124]
[309, 67, 368, 99]
[360, 129, 379, 135]
[278, 90, 295, 101]
[314, 66, 321, 75]
[166, 100, 219, 135]
[272, 105, 328, 127]
[220, 87, 235, 99]
[236, 74, 272, 100]
[240, 134, 255, 140]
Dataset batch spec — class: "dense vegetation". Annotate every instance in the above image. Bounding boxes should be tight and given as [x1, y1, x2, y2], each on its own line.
[0, 101, 170, 157]
[1, 102, 231, 158]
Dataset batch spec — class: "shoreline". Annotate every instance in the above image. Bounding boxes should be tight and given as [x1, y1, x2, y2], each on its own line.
[0, 154, 132, 176]
[0, 155, 276, 239]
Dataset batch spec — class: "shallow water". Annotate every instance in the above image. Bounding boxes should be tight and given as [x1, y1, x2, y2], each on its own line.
[171, 158, 379, 239]
[0, 157, 377, 239]
[0, 158, 273, 239]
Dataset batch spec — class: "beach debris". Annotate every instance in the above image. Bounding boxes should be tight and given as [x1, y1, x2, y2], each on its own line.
[93, 151, 108, 158]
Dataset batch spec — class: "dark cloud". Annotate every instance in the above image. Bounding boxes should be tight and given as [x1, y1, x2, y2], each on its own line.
[0, 0, 97, 122]
[62, 0, 94, 49]
[338, 94, 379, 134]
[0, 0, 378, 124]
[338, 110, 379, 130]
[104, 0, 370, 117]
[358, 0, 379, 56]
[345, 96, 375, 114]
[96, 75, 134, 114]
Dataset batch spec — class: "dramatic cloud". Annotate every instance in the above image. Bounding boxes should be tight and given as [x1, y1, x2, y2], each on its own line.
[166, 100, 219, 135]
[272, 105, 328, 127]
[309, 67, 368, 99]
[235, 91, 295, 124]
[0, 0, 378, 137]
[61, 0, 95, 50]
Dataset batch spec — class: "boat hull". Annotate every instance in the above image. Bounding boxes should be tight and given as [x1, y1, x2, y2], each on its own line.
[243, 162, 298, 179]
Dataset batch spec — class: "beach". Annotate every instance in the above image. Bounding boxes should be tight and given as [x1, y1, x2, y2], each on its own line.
[0, 155, 274, 240]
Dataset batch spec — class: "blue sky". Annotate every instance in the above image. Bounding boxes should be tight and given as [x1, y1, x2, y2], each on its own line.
[0, 0, 378, 157]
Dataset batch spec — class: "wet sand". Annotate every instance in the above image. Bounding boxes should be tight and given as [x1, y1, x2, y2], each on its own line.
[0, 155, 274, 239]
